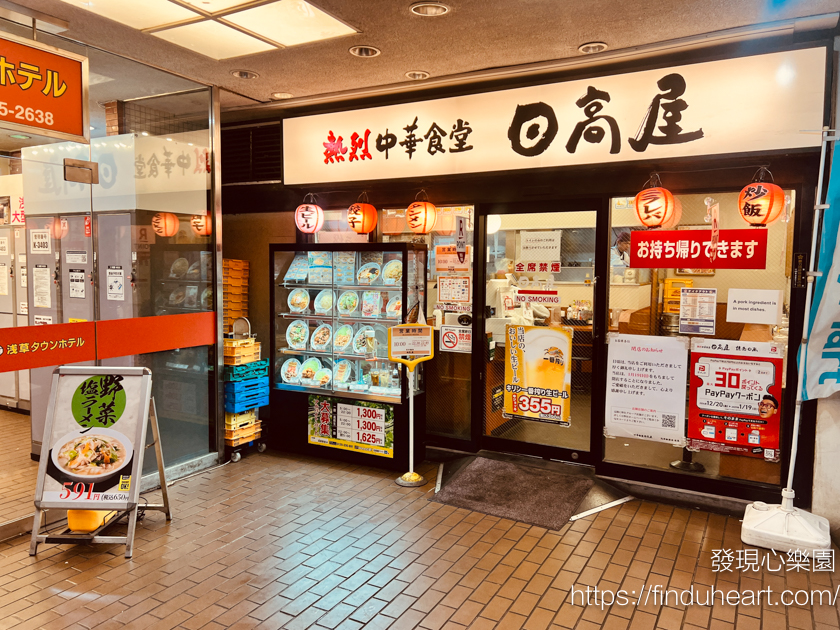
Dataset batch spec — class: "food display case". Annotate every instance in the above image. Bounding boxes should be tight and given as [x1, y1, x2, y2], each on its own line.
[269, 243, 427, 470]
[151, 245, 214, 316]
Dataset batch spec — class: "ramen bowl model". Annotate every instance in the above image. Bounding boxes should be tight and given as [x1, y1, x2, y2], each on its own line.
[51, 427, 134, 482]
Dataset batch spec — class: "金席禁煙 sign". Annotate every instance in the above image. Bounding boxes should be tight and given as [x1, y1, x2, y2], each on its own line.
[0, 33, 87, 141]
[284, 48, 825, 184]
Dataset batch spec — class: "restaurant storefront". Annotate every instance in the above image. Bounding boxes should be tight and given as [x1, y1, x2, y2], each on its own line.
[224, 38, 831, 507]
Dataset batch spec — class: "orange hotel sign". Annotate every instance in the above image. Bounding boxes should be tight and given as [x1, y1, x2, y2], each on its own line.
[0, 31, 88, 142]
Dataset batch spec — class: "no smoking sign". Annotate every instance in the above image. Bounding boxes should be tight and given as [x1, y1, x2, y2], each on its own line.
[440, 325, 471, 353]
[442, 330, 458, 349]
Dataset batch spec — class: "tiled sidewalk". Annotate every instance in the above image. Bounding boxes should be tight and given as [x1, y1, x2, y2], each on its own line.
[0, 409, 38, 525]
[0, 451, 837, 630]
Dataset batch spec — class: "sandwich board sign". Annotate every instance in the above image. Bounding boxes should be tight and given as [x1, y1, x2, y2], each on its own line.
[29, 366, 171, 558]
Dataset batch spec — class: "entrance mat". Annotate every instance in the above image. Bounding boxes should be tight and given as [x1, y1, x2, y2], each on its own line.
[432, 456, 595, 530]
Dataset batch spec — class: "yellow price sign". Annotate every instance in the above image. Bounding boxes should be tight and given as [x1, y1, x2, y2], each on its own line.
[388, 324, 434, 372]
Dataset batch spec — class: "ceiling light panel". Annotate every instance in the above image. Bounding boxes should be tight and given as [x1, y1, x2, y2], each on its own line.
[224, 0, 356, 47]
[178, 0, 261, 13]
[153, 20, 276, 59]
[59, 0, 199, 30]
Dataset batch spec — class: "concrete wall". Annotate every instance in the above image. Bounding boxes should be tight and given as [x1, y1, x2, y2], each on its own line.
[222, 212, 296, 364]
[813, 394, 840, 542]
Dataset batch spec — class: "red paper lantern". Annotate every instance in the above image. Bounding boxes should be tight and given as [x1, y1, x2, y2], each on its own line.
[151, 212, 180, 237]
[48, 217, 68, 240]
[662, 197, 682, 229]
[634, 187, 676, 228]
[295, 203, 324, 234]
[190, 213, 212, 236]
[406, 201, 437, 234]
[738, 182, 785, 226]
[347, 203, 377, 234]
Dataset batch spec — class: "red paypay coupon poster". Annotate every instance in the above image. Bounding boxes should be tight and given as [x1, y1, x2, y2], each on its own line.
[687, 339, 784, 460]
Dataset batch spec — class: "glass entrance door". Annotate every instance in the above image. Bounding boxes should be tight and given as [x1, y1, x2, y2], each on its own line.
[481, 209, 602, 462]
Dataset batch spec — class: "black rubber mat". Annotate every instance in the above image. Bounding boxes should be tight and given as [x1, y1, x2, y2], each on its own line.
[432, 455, 595, 530]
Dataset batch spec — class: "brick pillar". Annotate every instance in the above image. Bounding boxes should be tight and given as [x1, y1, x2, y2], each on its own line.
[102, 100, 126, 136]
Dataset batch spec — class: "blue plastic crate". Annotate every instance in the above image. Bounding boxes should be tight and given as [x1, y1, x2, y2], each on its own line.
[225, 385, 269, 404]
[224, 376, 269, 394]
[225, 394, 269, 414]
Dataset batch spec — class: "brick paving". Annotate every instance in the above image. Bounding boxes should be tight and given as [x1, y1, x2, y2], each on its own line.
[0, 409, 38, 525]
[0, 450, 838, 630]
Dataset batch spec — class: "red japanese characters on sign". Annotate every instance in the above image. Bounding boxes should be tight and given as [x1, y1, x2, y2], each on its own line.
[629, 229, 768, 269]
[514, 262, 562, 273]
[319, 400, 331, 437]
[0, 33, 86, 140]
[10, 195, 24, 226]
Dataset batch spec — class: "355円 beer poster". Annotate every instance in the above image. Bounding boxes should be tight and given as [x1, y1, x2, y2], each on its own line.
[504, 325, 572, 426]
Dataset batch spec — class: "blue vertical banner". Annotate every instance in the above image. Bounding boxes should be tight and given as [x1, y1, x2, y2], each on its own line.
[805, 142, 840, 399]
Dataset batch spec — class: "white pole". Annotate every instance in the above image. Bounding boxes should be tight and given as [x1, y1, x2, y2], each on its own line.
[785, 128, 832, 497]
[408, 367, 414, 476]
[396, 362, 425, 486]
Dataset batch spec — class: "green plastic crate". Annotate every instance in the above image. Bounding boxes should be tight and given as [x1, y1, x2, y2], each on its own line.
[224, 358, 269, 382]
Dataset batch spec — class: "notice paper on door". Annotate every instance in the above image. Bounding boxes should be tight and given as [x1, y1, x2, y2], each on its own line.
[107, 266, 124, 301]
[69, 269, 85, 299]
[605, 333, 689, 444]
[65, 250, 88, 265]
[0, 263, 8, 297]
[679, 288, 716, 335]
[32, 264, 51, 308]
[726, 288, 783, 326]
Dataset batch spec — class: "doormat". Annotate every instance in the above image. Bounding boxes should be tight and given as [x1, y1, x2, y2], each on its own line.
[432, 456, 594, 530]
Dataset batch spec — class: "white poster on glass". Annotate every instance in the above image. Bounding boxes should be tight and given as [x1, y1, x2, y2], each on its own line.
[605, 333, 689, 445]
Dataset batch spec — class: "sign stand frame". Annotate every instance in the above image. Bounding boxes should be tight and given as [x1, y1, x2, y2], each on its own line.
[29, 367, 171, 559]
[388, 325, 434, 487]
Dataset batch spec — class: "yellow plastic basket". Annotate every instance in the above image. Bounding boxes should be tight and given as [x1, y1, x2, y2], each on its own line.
[225, 409, 257, 428]
[224, 422, 261, 441]
[223, 259, 248, 270]
[223, 340, 258, 356]
[664, 278, 693, 299]
[225, 430, 261, 447]
[223, 337, 255, 349]
[224, 344, 261, 365]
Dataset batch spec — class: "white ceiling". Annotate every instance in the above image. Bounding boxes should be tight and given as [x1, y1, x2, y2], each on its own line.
[8, 0, 840, 114]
